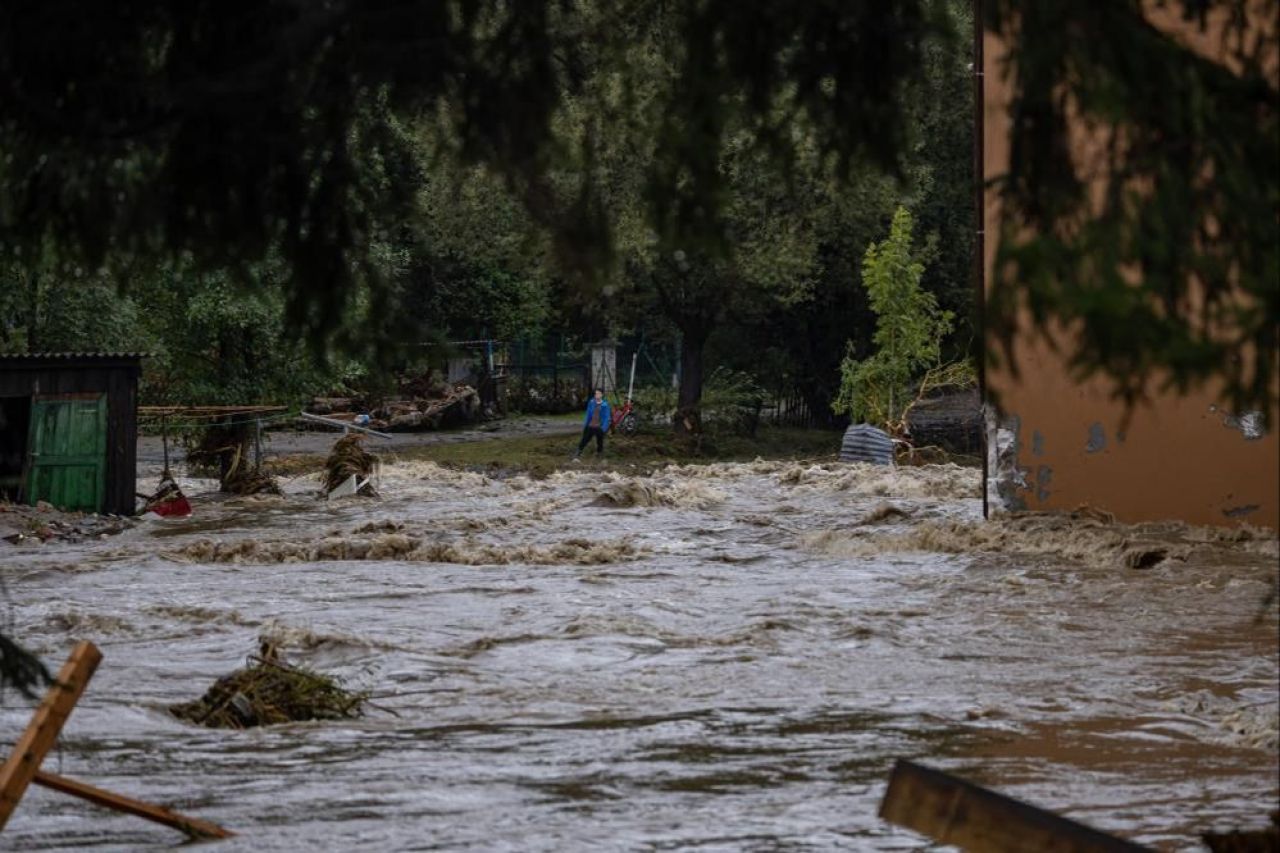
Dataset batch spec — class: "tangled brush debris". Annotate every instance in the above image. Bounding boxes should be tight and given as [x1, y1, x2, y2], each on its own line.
[187, 424, 281, 495]
[184, 424, 242, 475]
[169, 651, 366, 728]
[323, 434, 379, 497]
[305, 372, 482, 431]
[223, 464, 282, 497]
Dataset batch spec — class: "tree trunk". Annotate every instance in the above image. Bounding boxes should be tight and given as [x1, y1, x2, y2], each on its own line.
[675, 330, 708, 435]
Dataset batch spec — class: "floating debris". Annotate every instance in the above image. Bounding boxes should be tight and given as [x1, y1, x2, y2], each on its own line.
[223, 468, 282, 496]
[0, 500, 133, 544]
[305, 373, 482, 431]
[188, 424, 281, 495]
[140, 476, 192, 517]
[222, 441, 282, 496]
[323, 434, 379, 498]
[169, 655, 366, 728]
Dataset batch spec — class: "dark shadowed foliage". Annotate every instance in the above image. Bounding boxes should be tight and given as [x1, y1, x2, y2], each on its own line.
[0, 1, 938, 350]
[0, 632, 52, 700]
[0, 0, 1272, 415]
[986, 0, 1279, 416]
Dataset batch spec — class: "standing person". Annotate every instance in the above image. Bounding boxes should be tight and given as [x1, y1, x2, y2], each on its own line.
[573, 388, 611, 460]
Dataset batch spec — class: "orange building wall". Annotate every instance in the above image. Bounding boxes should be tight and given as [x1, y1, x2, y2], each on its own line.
[983, 28, 1279, 530]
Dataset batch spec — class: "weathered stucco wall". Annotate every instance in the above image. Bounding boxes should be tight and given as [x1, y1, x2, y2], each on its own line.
[983, 28, 1279, 529]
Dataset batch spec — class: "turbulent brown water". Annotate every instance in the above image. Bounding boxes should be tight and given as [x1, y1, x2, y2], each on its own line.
[2, 458, 1276, 851]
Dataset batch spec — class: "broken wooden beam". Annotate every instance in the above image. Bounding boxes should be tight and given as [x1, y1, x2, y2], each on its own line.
[1, 641, 234, 841]
[879, 759, 1153, 852]
[33, 770, 233, 840]
[0, 640, 101, 829]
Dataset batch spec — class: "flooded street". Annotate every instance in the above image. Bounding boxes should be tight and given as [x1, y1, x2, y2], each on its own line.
[2, 458, 1276, 851]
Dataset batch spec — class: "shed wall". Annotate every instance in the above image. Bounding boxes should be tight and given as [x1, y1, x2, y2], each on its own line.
[0, 358, 141, 515]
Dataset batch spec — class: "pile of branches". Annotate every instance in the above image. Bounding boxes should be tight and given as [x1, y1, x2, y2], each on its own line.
[223, 451, 282, 496]
[304, 370, 482, 432]
[187, 424, 281, 495]
[169, 654, 366, 728]
[322, 434, 378, 497]
[184, 424, 243, 475]
[378, 383, 481, 431]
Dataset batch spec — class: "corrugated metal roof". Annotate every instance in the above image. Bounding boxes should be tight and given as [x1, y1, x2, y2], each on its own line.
[0, 351, 149, 360]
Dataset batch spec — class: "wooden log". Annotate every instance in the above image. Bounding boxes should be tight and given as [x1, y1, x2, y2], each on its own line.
[33, 770, 233, 840]
[879, 759, 1152, 853]
[0, 641, 102, 830]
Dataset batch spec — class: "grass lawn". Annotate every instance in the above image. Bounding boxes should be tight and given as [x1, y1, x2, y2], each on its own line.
[393, 426, 842, 476]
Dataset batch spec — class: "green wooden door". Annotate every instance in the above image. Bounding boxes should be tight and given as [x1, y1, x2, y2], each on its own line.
[26, 395, 108, 512]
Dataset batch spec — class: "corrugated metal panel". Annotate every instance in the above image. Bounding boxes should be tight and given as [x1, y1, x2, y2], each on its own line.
[0, 352, 148, 361]
[840, 424, 895, 465]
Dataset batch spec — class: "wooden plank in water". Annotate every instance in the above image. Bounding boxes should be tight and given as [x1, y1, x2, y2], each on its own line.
[879, 759, 1153, 853]
[33, 770, 234, 840]
[0, 641, 102, 829]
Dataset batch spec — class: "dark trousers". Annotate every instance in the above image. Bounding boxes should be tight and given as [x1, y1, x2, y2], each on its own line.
[577, 426, 605, 454]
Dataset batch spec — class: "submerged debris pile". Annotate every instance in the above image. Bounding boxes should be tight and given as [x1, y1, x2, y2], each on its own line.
[223, 465, 282, 497]
[187, 424, 281, 495]
[184, 424, 241, 475]
[1, 501, 133, 545]
[323, 434, 379, 497]
[380, 383, 481, 431]
[170, 654, 365, 728]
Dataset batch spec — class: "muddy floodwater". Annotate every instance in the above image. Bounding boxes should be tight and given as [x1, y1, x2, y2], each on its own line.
[3, 458, 1277, 851]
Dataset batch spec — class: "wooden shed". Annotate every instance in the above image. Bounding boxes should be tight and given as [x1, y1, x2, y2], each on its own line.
[0, 353, 143, 515]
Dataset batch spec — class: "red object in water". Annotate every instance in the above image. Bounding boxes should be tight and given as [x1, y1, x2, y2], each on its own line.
[143, 478, 192, 517]
[149, 494, 192, 517]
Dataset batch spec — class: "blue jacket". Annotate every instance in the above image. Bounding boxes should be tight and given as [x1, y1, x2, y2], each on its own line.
[583, 398, 611, 433]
